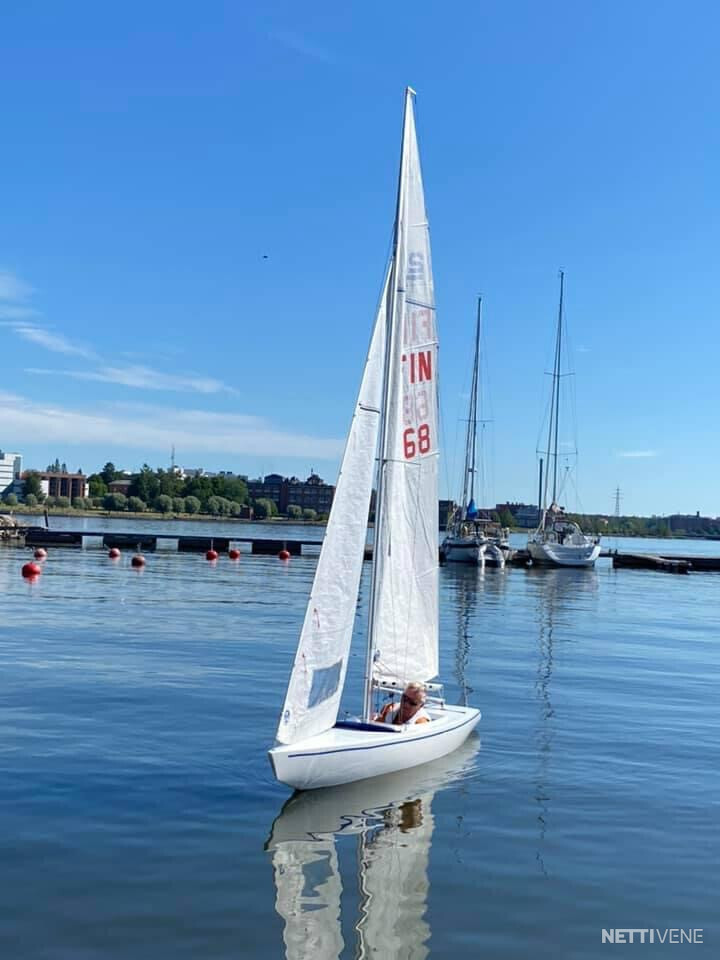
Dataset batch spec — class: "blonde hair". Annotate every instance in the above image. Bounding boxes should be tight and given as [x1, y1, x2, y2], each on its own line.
[404, 681, 427, 703]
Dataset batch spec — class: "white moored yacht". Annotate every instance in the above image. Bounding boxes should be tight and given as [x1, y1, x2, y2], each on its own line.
[527, 272, 601, 568]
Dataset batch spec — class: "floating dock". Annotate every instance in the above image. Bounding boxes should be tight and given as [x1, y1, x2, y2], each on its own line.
[19, 527, 320, 557]
[10, 527, 720, 572]
[610, 552, 691, 574]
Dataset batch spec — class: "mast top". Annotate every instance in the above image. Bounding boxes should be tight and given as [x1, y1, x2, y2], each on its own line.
[406, 85, 417, 96]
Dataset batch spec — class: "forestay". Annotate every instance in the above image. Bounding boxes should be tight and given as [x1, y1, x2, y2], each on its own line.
[371, 91, 439, 687]
[275, 277, 388, 745]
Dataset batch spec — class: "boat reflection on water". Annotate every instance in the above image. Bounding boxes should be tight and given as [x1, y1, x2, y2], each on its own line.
[531, 567, 598, 875]
[266, 737, 480, 959]
[442, 561, 507, 707]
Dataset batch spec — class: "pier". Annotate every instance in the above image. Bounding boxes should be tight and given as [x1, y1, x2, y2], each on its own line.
[10, 527, 720, 572]
[19, 527, 322, 557]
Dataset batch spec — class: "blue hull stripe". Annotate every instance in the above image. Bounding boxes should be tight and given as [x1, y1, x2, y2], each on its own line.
[286, 711, 480, 760]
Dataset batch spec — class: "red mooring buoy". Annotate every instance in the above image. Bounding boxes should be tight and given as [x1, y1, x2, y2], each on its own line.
[206, 549, 219, 561]
[34, 547, 47, 560]
[108, 547, 121, 559]
[22, 561, 42, 578]
[131, 554, 146, 568]
[228, 548, 240, 560]
[278, 549, 291, 561]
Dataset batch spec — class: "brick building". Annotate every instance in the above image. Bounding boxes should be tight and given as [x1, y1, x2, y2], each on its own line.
[248, 472, 335, 515]
[37, 471, 88, 501]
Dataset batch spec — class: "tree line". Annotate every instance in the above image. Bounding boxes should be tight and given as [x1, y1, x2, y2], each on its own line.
[7, 463, 326, 520]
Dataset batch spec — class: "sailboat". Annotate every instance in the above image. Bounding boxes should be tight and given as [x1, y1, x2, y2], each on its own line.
[268, 88, 480, 792]
[441, 297, 507, 567]
[527, 272, 601, 567]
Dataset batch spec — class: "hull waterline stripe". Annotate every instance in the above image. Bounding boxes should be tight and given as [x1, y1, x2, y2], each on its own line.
[283, 711, 480, 760]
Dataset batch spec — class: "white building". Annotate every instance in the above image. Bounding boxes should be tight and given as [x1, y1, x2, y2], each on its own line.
[0, 450, 23, 498]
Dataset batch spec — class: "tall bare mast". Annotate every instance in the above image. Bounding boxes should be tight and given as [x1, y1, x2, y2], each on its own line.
[461, 297, 482, 514]
[542, 270, 564, 509]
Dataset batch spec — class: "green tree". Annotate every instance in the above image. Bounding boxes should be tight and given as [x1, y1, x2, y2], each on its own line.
[129, 465, 160, 505]
[103, 492, 127, 511]
[302, 508, 317, 521]
[55, 496, 71, 509]
[23, 471, 43, 499]
[156, 494, 174, 513]
[127, 496, 146, 513]
[24, 493, 38, 507]
[287, 504, 302, 519]
[172, 496, 186, 514]
[206, 495, 233, 516]
[212, 475, 248, 504]
[100, 462, 120, 485]
[498, 508, 515, 529]
[72, 497, 88, 509]
[88, 474, 108, 498]
[184, 495, 201, 514]
[253, 497, 277, 519]
[3, 493, 18, 506]
[181, 475, 214, 503]
[157, 468, 183, 498]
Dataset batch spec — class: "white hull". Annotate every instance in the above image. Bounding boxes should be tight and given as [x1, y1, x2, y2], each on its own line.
[527, 538, 601, 567]
[269, 704, 480, 791]
[441, 536, 484, 565]
[441, 537, 507, 568]
[483, 542, 506, 567]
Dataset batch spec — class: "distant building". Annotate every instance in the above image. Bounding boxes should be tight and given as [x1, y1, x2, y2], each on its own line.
[37, 471, 88, 501]
[108, 480, 132, 495]
[248, 472, 335, 515]
[667, 512, 715, 535]
[0, 450, 23, 497]
[498, 502, 539, 528]
[287, 473, 334, 515]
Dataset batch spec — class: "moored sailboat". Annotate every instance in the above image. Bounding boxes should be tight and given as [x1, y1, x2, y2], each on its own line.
[268, 88, 480, 792]
[527, 272, 600, 568]
[441, 298, 508, 567]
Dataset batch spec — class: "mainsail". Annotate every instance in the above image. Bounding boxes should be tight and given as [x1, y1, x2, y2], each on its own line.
[370, 89, 439, 688]
[275, 275, 388, 745]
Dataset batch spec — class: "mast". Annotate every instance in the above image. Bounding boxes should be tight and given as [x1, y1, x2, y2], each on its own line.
[461, 298, 481, 514]
[551, 271, 564, 503]
[542, 270, 564, 511]
[362, 87, 412, 721]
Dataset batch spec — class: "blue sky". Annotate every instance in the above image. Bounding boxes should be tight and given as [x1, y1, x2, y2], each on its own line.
[1, 1, 718, 516]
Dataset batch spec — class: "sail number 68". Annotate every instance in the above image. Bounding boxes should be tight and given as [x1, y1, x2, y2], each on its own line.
[403, 423, 431, 459]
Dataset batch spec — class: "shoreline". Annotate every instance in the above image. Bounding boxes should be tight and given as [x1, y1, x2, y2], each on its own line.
[2, 508, 718, 540]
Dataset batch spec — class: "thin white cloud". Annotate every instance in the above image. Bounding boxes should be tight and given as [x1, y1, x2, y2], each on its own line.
[0, 390, 343, 460]
[4, 268, 231, 395]
[1, 269, 94, 357]
[13, 325, 94, 358]
[617, 450, 658, 458]
[0, 268, 33, 301]
[26, 364, 238, 395]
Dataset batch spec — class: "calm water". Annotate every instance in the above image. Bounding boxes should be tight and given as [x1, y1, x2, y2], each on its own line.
[1, 523, 718, 958]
